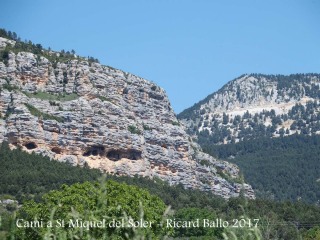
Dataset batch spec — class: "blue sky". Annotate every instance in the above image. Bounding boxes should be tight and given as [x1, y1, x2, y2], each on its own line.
[1, 0, 319, 113]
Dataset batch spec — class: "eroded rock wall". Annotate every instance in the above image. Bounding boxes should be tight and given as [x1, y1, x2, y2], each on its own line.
[0, 37, 254, 199]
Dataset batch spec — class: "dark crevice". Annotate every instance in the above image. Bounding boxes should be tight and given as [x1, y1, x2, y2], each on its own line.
[83, 146, 105, 157]
[148, 92, 164, 100]
[107, 149, 142, 161]
[25, 142, 37, 150]
[122, 88, 129, 94]
[82, 146, 142, 160]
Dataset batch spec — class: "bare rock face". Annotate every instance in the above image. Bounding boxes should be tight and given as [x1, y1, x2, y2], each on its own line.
[0, 37, 254, 199]
[0, 37, 15, 49]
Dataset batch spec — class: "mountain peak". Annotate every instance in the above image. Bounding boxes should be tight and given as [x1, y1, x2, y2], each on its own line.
[178, 73, 320, 144]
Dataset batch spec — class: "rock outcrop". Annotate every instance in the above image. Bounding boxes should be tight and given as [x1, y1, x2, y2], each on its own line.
[0, 37, 254, 199]
[178, 74, 320, 144]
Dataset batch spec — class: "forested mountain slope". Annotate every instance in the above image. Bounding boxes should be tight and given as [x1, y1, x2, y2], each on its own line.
[179, 73, 320, 144]
[204, 134, 320, 203]
[1, 142, 320, 239]
[179, 73, 320, 203]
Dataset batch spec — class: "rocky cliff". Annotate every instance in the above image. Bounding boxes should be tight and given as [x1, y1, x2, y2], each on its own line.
[0, 36, 254, 199]
[179, 74, 320, 144]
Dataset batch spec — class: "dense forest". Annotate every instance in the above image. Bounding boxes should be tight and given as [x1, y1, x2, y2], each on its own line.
[0, 142, 101, 202]
[204, 134, 320, 204]
[1, 143, 320, 239]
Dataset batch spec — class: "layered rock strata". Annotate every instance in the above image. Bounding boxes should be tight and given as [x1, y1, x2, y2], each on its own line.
[0, 37, 254, 199]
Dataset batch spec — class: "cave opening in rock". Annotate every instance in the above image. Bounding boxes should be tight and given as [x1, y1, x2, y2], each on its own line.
[25, 142, 37, 150]
[83, 151, 91, 157]
[107, 149, 142, 161]
[107, 150, 120, 161]
[128, 150, 142, 160]
[83, 146, 105, 157]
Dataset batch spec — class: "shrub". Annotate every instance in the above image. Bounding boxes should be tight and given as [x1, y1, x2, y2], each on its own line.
[128, 125, 141, 135]
[143, 124, 152, 131]
[0, 49, 9, 65]
[2, 84, 19, 91]
[13, 180, 169, 239]
[25, 103, 63, 122]
[172, 121, 180, 126]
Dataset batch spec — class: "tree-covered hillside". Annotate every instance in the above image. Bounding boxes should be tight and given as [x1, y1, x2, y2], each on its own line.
[178, 73, 320, 145]
[0, 142, 102, 202]
[1, 143, 320, 239]
[0, 28, 99, 64]
[204, 134, 320, 203]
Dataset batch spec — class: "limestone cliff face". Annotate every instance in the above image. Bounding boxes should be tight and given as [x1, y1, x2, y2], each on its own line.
[0, 37, 254, 199]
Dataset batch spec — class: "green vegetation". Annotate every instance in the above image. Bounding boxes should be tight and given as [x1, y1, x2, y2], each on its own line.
[1, 142, 320, 238]
[172, 121, 180, 126]
[25, 103, 64, 122]
[178, 74, 320, 146]
[205, 134, 320, 203]
[303, 226, 320, 240]
[0, 28, 99, 65]
[12, 181, 168, 239]
[249, 73, 320, 98]
[0, 142, 100, 202]
[2, 84, 20, 91]
[184, 100, 320, 145]
[143, 124, 152, 131]
[199, 159, 211, 166]
[0, 49, 9, 65]
[172, 208, 223, 238]
[23, 91, 78, 102]
[0, 41, 78, 65]
[178, 73, 320, 121]
[2, 29, 320, 238]
[128, 125, 142, 135]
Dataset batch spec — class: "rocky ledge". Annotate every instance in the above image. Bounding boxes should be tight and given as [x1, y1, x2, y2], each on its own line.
[0, 37, 254, 199]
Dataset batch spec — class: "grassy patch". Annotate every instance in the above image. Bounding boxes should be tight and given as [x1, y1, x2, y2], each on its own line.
[172, 121, 180, 126]
[128, 125, 141, 135]
[1, 84, 19, 91]
[25, 103, 63, 122]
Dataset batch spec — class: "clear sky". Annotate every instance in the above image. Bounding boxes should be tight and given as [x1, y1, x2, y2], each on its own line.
[1, 0, 319, 113]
